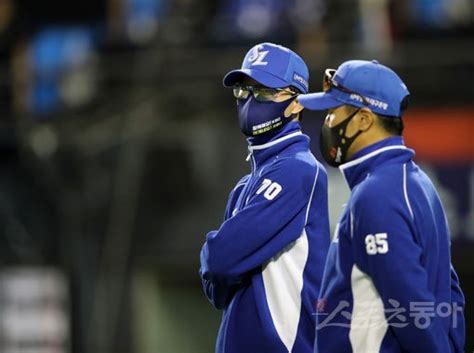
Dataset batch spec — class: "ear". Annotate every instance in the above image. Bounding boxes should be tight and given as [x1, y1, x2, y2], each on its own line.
[357, 108, 375, 131]
[284, 99, 304, 118]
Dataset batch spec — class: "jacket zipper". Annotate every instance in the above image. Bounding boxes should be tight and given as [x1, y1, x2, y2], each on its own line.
[247, 147, 256, 176]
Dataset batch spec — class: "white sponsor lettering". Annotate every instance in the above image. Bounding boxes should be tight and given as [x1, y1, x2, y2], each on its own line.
[293, 73, 308, 90]
[350, 94, 389, 110]
[253, 117, 282, 131]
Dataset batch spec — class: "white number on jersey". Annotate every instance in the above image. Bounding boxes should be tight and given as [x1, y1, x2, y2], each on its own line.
[256, 178, 282, 201]
[365, 233, 389, 255]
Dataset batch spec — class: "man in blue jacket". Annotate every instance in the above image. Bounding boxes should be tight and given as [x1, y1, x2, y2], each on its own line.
[199, 43, 330, 353]
[297, 60, 465, 353]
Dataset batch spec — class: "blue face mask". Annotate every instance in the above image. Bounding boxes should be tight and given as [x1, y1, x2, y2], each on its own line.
[237, 96, 295, 137]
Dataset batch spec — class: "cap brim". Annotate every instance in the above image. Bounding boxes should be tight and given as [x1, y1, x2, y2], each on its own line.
[297, 92, 343, 111]
[223, 69, 288, 88]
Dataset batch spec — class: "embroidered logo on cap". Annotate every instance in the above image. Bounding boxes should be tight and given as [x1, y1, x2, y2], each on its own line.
[293, 73, 308, 90]
[248, 45, 269, 66]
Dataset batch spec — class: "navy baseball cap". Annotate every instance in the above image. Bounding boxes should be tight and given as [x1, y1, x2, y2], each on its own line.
[298, 60, 410, 117]
[223, 42, 309, 93]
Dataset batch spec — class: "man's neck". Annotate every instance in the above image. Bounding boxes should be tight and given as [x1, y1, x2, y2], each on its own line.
[347, 131, 394, 161]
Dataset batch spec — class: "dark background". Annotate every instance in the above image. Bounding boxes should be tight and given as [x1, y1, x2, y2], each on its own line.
[0, 0, 472, 352]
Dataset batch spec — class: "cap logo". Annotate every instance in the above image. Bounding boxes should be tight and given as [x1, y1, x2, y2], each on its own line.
[248, 45, 269, 66]
[293, 73, 308, 90]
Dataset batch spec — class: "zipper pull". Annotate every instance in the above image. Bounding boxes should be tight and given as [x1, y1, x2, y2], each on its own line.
[246, 147, 252, 162]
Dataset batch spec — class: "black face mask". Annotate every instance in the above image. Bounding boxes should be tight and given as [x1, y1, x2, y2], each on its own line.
[319, 109, 362, 167]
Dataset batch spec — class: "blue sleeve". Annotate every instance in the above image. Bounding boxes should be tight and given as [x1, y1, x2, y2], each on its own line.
[199, 246, 246, 309]
[351, 188, 450, 353]
[199, 175, 250, 309]
[223, 175, 250, 221]
[449, 264, 465, 352]
[201, 158, 316, 280]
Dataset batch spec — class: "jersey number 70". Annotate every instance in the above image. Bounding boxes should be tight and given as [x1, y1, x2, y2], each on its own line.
[256, 179, 282, 201]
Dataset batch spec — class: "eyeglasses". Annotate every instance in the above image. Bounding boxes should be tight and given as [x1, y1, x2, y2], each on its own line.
[323, 68, 369, 106]
[232, 85, 297, 102]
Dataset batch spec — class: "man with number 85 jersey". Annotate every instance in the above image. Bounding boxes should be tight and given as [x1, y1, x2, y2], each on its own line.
[199, 43, 330, 353]
[297, 60, 465, 352]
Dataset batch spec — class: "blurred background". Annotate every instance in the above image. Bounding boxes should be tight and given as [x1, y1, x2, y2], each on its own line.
[0, 0, 472, 352]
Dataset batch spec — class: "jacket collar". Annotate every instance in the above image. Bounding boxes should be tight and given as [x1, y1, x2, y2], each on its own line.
[247, 121, 309, 170]
[339, 136, 415, 190]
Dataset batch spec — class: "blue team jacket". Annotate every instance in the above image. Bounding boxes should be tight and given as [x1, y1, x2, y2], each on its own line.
[200, 122, 330, 353]
[315, 137, 465, 353]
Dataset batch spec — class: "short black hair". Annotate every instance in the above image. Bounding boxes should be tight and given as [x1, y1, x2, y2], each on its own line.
[377, 114, 404, 135]
[289, 85, 303, 95]
[296, 110, 304, 121]
[376, 95, 409, 135]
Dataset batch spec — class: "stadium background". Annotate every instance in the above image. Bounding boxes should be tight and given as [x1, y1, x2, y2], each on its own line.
[0, 0, 472, 352]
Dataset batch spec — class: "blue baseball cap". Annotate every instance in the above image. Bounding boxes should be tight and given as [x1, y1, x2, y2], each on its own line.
[223, 42, 309, 93]
[298, 60, 410, 117]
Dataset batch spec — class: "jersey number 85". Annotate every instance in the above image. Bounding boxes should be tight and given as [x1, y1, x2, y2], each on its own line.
[365, 233, 389, 255]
